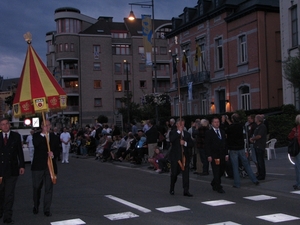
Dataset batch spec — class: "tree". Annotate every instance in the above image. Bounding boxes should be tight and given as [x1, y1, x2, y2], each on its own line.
[97, 115, 108, 124]
[283, 53, 300, 89]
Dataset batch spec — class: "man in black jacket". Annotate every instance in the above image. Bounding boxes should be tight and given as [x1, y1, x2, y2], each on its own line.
[32, 120, 59, 217]
[169, 118, 193, 197]
[0, 118, 25, 224]
[205, 117, 228, 193]
[226, 113, 259, 188]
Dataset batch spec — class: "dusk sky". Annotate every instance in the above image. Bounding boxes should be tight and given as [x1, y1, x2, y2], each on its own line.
[0, 0, 197, 79]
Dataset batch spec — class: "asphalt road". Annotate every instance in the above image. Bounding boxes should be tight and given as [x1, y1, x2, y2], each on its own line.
[9, 148, 300, 225]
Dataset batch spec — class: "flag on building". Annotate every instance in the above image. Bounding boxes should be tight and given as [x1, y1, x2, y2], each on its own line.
[194, 44, 202, 66]
[182, 53, 187, 72]
[142, 15, 153, 66]
[172, 57, 177, 74]
[188, 82, 193, 101]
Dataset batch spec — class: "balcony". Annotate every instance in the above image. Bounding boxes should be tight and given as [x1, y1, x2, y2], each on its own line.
[63, 87, 79, 94]
[174, 71, 210, 88]
[62, 69, 78, 77]
[64, 105, 79, 113]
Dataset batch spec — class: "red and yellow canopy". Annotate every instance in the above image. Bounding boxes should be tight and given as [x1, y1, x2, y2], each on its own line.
[13, 41, 67, 117]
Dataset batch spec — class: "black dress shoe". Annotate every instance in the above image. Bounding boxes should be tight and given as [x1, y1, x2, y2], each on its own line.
[33, 207, 38, 214]
[183, 192, 193, 197]
[217, 189, 225, 193]
[169, 190, 174, 195]
[44, 212, 52, 217]
[3, 218, 14, 224]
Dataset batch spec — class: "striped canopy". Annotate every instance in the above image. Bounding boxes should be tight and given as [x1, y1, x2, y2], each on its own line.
[13, 43, 67, 118]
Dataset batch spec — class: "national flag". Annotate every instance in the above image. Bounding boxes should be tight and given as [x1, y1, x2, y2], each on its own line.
[188, 82, 193, 101]
[182, 53, 187, 72]
[194, 44, 202, 66]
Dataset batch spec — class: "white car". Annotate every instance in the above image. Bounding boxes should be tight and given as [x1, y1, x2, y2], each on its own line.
[22, 144, 31, 163]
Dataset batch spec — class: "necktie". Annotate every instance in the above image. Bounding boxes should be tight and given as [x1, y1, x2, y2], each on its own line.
[216, 129, 221, 139]
[4, 133, 7, 145]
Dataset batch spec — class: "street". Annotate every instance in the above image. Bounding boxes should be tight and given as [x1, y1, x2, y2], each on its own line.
[10, 148, 300, 225]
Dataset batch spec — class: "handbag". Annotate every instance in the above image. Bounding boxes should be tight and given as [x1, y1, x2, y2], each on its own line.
[288, 127, 300, 157]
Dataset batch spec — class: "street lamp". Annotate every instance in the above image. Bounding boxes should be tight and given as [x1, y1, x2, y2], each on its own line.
[124, 60, 130, 125]
[128, 0, 158, 124]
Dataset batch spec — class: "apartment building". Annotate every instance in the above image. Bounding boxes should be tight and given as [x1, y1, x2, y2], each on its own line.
[280, 0, 300, 108]
[167, 0, 282, 116]
[46, 7, 171, 126]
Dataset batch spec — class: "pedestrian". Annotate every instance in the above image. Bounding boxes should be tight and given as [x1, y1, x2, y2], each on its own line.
[60, 127, 71, 163]
[288, 114, 300, 190]
[226, 113, 259, 188]
[205, 117, 228, 193]
[26, 129, 35, 163]
[31, 120, 59, 217]
[0, 118, 25, 224]
[169, 118, 193, 197]
[250, 115, 267, 180]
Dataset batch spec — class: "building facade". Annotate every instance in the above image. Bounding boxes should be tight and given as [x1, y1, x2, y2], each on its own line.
[46, 7, 171, 127]
[167, 0, 282, 116]
[280, 0, 300, 109]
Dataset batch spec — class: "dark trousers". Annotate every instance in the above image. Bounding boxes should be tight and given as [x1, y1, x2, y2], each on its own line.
[32, 170, 53, 213]
[170, 157, 190, 193]
[211, 159, 225, 191]
[0, 176, 18, 221]
[255, 147, 266, 178]
[199, 148, 209, 173]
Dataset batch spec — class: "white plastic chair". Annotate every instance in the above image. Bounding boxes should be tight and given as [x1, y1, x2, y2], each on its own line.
[265, 139, 277, 160]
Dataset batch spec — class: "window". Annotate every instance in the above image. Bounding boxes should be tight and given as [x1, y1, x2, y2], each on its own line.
[112, 45, 130, 55]
[240, 86, 250, 110]
[59, 44, 63, 52]
[140, 80, 146, 88]
[123, 63, 131, 74]
[64, 43, 69, 51]
[239, 35, 247, 64]
[291, 6, 298, 47]
[201, 98, 208, 115]
[93, 63, 101, 71]
[214, 0, 219, 7]
[138, 46, 144, 54]
[160, 47, 167, 55]
[115, 63, 121, 73]
[215, 38, 223, 69]
[94, 98, 102, 107]
[115, 98, 122, 109]
[70, 43, 74, 52]
[152, 47, 158, 54]
[94, 45, 100, 59]
[199, 3, 204, 16]
[56, 18, 81, 34]
[139, 63, 146, 71]
[115, 81, 122, 91]
[187, 101, 192, 115]
[112, 32, 128, 38]
[94, 80, 101, 89]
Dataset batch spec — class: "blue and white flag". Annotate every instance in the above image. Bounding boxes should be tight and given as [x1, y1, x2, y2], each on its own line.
[188, 82, 193, 101]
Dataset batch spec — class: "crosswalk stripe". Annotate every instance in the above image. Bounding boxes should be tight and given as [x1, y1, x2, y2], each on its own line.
[105, 195, 151, 213]
[256, 213, 300, 223]
[104, 212, 139, 221]
[156, 205, 190, 213]
[207, 221, 241, 225]
[243, 195, 277, 201]
[202, 200, 235, 207]
[50, 218, 86, 225]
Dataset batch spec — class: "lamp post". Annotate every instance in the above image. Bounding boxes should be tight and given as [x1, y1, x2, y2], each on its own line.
[124, 60, 130, 125]
[128, 0, 158, 124]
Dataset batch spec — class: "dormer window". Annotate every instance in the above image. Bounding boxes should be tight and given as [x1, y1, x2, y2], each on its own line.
[199, 3, 204, 16]
[185, 10, 189, 23]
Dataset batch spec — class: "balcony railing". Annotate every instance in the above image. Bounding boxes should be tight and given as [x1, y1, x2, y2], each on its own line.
[63, 87, 79, 94]
[174, 71, 210, 88]
[62, 69, 78, 76]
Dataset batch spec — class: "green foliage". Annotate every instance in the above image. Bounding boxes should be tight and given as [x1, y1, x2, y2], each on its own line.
[97, 115, 108, 124]
[283, 54, 300, 89]
[119, 102, 142, 123]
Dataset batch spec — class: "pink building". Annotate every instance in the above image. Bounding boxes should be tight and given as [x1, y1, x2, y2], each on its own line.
[167, 0, 282, 116]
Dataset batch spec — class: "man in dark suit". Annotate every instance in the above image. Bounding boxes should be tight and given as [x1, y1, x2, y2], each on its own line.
[31, 120, 58, 217]
[0, 118, 25, 224]
[169, 118, 193, 197]
[205, 117, 228, 193]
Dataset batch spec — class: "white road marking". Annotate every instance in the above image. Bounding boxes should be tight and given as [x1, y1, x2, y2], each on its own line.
[51, 218, 86, 225]
[207, 221, 241, 225]
[257, 213, 300, 223]
[244, 195, 277, 201]
[156, 205, 190, 213]
[104, 212, 139, 221]
[291, 190, 300, 194]
[105, 195, 151, 213]
[202, 200, 235, 207]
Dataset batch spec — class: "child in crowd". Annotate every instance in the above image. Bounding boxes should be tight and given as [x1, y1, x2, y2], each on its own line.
[148, 146, 164, 172]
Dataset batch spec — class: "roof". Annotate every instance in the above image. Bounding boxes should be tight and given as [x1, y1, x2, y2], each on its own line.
[0, 77, 19, 92]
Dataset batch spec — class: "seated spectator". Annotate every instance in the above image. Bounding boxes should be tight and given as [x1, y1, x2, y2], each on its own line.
[118, 133, 137, 162]
[101, 136, 113, 161]
[148, 146, 164, 172]
[111, 135, 128, 160]
[130, 136, 148, 164]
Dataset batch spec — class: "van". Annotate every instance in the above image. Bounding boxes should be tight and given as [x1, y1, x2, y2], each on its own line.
[12, 129, 32, 163]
